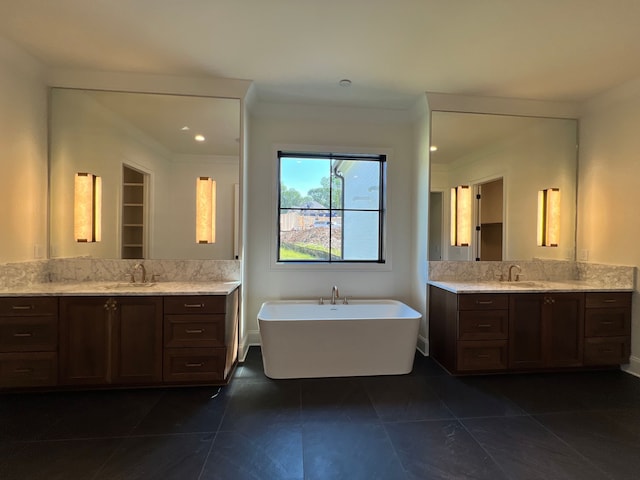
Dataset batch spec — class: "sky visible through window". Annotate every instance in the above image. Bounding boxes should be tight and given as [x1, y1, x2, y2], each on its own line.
[280, 158, 329, 199]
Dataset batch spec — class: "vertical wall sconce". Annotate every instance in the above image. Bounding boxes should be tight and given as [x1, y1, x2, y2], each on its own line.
[74, 172, 102, 242]
[537, 188, 560, 247]
[196, 176, 216, 244]
[450, 185, 471, 246]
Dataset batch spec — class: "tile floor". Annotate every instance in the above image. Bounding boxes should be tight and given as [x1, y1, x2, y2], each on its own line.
[2, 347, 640, 479]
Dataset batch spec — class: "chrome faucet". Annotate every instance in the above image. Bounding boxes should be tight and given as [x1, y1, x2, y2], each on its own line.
[508, 264, 522, 282]
[331, 285, 340, 305]
[132, 263, 146, 283]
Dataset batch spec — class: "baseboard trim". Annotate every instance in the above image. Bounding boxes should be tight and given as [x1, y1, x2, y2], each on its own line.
[622, 355, 640, 378]
[239, 330, 261, 362]
[416, 335, 429, 356]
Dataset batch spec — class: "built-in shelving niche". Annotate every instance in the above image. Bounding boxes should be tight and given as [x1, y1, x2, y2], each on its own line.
[121, 165, 147, 259]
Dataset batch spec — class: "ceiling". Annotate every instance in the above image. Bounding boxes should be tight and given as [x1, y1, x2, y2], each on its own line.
[2, 1, 640, 109]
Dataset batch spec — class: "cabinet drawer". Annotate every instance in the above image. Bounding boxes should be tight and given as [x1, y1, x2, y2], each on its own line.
[585, 309, 631, 337]
[163, 348, 225, 382]
[164, 315, 225, 348]
[458, 294, 508, 311]
[0, 297, 58, 317]
[457, 340, 508, 371]
[458, 310, 508, 340]
[585, 292, 631, 308]
[584, 337, 630, 366]
[164, 296, 226, 315]
[0, 352, 58, 388]
[0, 317, 58, 352]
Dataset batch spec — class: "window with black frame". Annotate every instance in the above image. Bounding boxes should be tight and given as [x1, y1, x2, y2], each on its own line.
[277, 151, 386, 263]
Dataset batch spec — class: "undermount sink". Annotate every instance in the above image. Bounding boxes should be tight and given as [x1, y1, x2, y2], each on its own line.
[104, 282, 157, 289]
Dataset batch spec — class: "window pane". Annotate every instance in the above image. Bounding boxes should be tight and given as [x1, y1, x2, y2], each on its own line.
[278, 151, 384, 263]
[339, 160, 380, 210]
[343, 211, 380, 260]
[279, 215, 331, 261]
[280, 158, 331, 209]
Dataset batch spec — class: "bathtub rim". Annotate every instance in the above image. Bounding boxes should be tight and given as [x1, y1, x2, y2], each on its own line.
[257, 299, 422, 322]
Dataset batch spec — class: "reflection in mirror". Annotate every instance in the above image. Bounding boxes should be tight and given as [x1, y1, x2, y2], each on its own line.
[49, 88, 240, 260]
[429, 111, 577, 262]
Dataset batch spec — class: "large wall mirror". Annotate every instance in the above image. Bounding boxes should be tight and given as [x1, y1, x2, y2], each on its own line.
[49, 88, 240, 260]
[429, 111, 577, 262]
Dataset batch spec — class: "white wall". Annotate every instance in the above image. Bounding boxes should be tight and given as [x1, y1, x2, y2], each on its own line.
[411, 96, 430, 352]
[578, 77, 640, 376]
[243, 102, 417, 345]
[0, 38, 48, 263]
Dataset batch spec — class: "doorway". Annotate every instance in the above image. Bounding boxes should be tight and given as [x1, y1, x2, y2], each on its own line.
[475, 178, 503, 261]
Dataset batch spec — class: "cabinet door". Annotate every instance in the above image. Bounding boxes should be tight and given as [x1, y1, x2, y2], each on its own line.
[59, 297, 109, 385]
[509, 294, 544, 369]
[546, 293, 584, 367]
[111, 297, 163, 384]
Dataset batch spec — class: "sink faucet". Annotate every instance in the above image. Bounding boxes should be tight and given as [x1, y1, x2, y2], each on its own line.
[508, 264, 522, 282]
[331, 285, 340, 305]
[132, 263, 146, 283]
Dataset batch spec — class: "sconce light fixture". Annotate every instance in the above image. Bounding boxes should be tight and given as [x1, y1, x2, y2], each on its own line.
[74, 172, 102, 242]
[196, 176, 216, 244]
[450, 185, 471, 246]
[537, 188, 560, 247]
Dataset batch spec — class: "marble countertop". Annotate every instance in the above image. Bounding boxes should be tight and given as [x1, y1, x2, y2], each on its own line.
[428, 279, 633, 294]
[0, 281, 241, 297]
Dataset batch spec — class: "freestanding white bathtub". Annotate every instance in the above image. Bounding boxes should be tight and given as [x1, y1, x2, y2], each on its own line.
[258, 299, 422, 379]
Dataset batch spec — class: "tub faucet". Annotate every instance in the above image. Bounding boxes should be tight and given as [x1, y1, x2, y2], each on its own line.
[132, 263, 146, 283]
[331, 285, 340, 305]
[508, 264, 522, 282]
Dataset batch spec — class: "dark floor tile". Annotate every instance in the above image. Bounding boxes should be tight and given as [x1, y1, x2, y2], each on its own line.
[303, 422, 408, 480]
[490, 370, 640, 414]
[1, 438, 121, 480]
[0, 391, 75, 441]
[410, 353, 449, 377]
[133, 386, 228, 435]
[218, 379, 301, 432]
[428, 375, 526, 419]
[536, 409, 640, 480]
[201, 423, 303, 480]
[40, 389, 163, 440]
[363, 375, 454, 422]
[385, 419, 508, 480]
[301, 377, 379, 423]
[234, 346, 268, 381]
[463, 416, 608, 479]
[94, 433, 213, 480]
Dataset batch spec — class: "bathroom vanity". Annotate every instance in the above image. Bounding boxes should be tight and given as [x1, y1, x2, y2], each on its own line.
[0, 282, 239, 390]
[428, 281, 632, 375]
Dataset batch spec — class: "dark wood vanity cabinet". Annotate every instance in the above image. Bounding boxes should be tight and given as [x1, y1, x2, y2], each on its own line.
[509, 292, 584, 370]
[163, 290, 239, 384]
[59, 296, 163, 386]
[584, 292, 631, 365]
[1, 290, 238, 391]
[429, 286, 631, 375]
[0, 297, 59, 388]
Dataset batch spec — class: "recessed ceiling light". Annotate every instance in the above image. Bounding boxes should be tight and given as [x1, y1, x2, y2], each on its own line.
[181, 126, 190, 131]
[194, 134, 206, 142]
[339, 79, 352, 87]
[430, 145, 438, 152]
